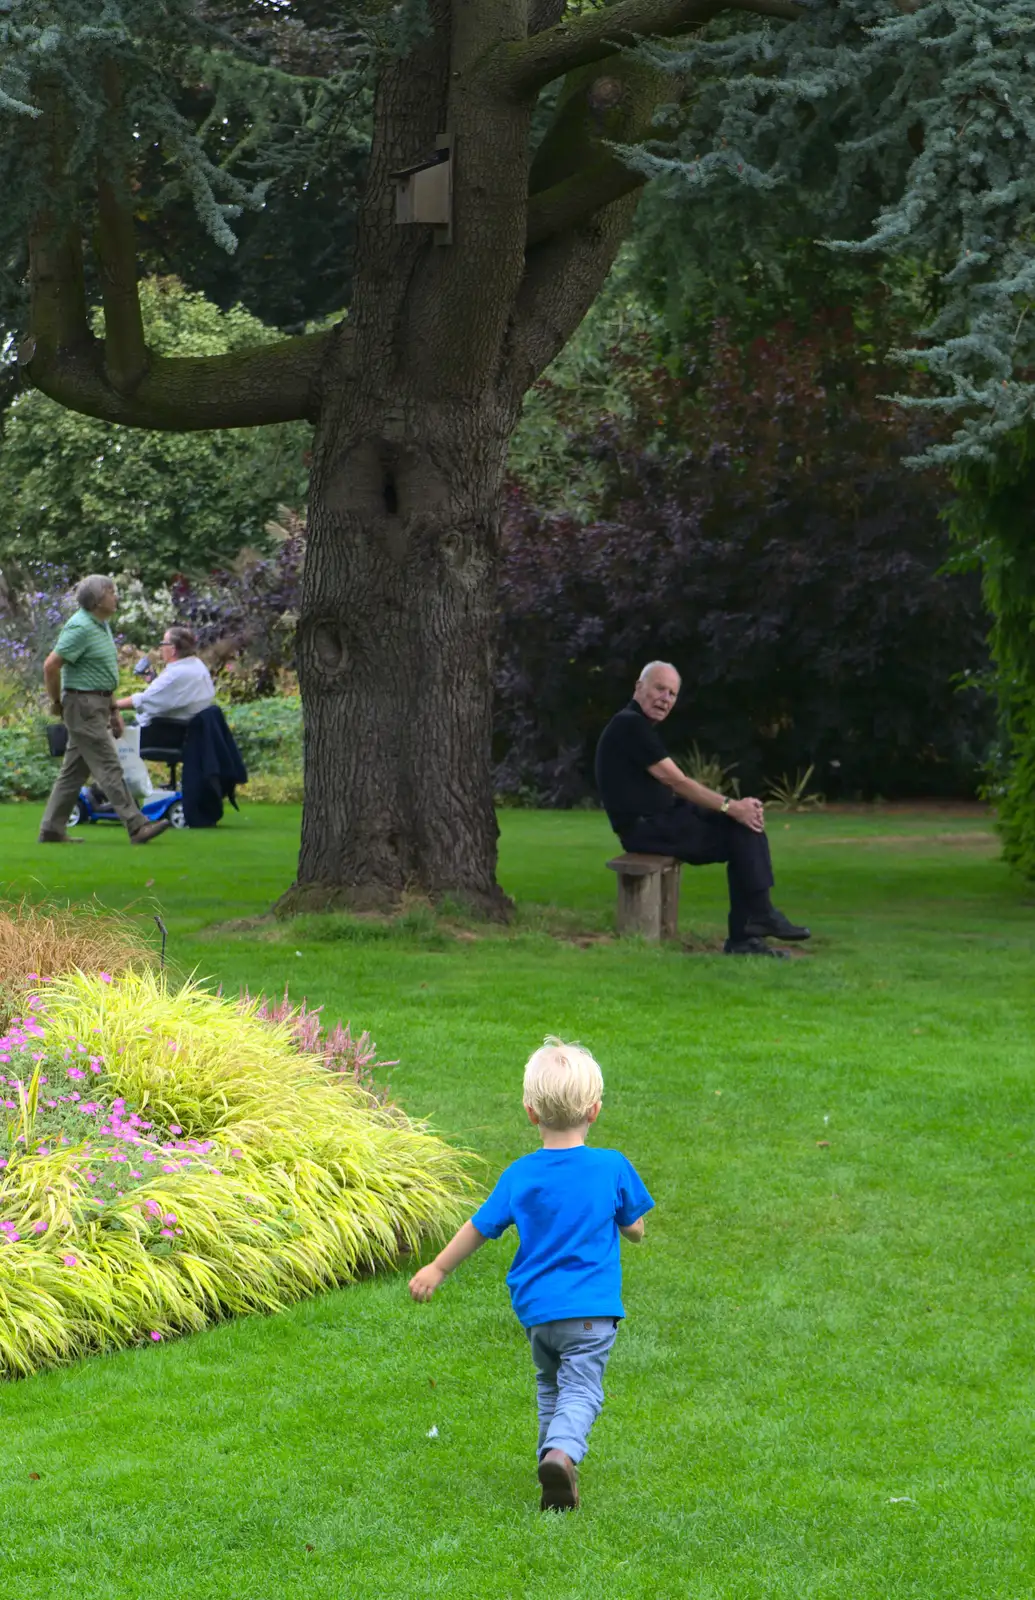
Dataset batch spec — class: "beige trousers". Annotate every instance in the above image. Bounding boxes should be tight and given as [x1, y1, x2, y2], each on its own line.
[40, 691, 147, 837]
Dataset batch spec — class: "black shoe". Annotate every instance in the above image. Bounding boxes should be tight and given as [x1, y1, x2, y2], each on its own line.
[723, 936, 786, 958]
[744, 908, 811, 941]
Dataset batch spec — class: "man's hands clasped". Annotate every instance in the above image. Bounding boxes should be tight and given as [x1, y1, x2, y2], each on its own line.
[728, 796, 765, 833]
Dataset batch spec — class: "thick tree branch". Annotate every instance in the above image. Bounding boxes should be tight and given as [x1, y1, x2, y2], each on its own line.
[525, 56, 663, 246]
[507, 190, 643, 392]
[95, 64, 148, 396]
[24, 330, 333, 431]
[27, 84, 91, 361]
[503, 0, 798, 97]
[527, 158, 643, 245]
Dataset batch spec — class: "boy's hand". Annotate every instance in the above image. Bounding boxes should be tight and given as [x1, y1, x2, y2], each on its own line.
[409, 1263, 448, 1302]
[619, 1217, 645, 1243]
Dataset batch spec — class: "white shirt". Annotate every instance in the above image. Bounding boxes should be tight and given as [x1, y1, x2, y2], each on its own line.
[131, 655, 216, 727]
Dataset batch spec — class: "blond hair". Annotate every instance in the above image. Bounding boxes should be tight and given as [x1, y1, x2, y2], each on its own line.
[523, 1036, 604, 1130]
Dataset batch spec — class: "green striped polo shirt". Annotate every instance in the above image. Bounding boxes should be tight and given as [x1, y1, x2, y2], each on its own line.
[54, 609, 119, 693]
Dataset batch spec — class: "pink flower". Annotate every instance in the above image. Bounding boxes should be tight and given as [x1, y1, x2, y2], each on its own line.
[33, 1220, 48, 1234]
[0, 1159, 7, 1170]
[161, 1164, 176, 1174]
[99, 973, 112, 984]
[230, 1149, 243, 1159]
[150, 1331, 162, 1342]
[67, 1067, 85, 1081]
[168, 1125, 182, 1136]
[62, 1253, 78, 1267]
[160, 1228, 174, 1238]
[162, 1213, 177, 1226]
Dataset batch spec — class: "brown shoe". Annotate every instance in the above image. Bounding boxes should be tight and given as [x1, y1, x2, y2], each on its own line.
[538, 1449, 579, 1512]
[130, 818, 172, 845]
[38, 829, 83, 844]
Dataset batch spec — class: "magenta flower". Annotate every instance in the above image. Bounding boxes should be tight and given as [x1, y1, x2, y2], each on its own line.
[159, 1228, 174, 1238]
[161, 1163, 176, 1174]
[99, 973, 112, 984]
[150, 1331, 162, 1342]
[33, 1220, 48, 1234]
[62, 1253, 78, 1267]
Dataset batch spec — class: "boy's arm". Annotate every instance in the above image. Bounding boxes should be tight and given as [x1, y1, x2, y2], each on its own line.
[619, 1218, 646, 1243]
[409, 1220, 487, 1301]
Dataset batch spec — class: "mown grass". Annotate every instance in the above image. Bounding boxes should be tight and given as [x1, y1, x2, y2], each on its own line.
[1, 803, 1033, 1599]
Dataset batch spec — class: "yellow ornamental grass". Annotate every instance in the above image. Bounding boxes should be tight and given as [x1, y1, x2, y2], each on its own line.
[0, 971, 477, 1378]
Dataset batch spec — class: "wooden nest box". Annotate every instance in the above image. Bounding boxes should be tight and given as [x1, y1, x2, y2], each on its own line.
[392, 135, 453, 244]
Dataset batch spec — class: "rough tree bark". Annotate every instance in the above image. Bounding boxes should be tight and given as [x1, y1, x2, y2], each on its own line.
[20, 0, 797, 914]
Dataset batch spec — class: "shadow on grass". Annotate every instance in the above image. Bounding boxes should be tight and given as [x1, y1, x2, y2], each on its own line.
[200, 894, 727, 954]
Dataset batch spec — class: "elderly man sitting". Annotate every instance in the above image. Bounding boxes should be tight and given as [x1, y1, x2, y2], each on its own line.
[39, 575, 171, 845]
[595, 661, 810, 956]
[113, 624, 215, 727]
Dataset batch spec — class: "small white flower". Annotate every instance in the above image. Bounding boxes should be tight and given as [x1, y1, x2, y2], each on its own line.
[426, 1425, 439, 1439]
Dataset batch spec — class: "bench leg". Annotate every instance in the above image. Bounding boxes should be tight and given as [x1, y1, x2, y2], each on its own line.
[616, 871, 663, 941]
[660, 865, 681, 941]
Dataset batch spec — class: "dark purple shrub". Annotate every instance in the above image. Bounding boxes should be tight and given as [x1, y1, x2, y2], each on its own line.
[170, 512, 304, 699]
[495, 317, 993, 803]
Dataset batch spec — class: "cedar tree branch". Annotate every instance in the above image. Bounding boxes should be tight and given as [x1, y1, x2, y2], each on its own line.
[503, 0, 799, 97]
[23, 331, 332, 431]
[95, 66, 148, 396]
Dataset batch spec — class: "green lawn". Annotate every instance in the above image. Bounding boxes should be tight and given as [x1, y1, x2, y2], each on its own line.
[1, 804, 1033, 1599]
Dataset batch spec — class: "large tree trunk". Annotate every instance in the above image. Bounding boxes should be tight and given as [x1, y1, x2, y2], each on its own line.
[288, 390, 519, 915]
[275, 13, 661, 914]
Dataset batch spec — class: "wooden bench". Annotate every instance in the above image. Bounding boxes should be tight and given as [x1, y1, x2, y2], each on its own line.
[606, 853, 682, 942]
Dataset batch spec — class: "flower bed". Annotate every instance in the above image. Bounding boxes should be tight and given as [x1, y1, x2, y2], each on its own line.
[0, 968, 473, 1377]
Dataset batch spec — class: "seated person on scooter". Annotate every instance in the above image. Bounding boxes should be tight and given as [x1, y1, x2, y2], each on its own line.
[113, 626, 215, 728]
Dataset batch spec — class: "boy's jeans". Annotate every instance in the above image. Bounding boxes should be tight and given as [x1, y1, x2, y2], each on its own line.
[526, 1317, 619, 1465]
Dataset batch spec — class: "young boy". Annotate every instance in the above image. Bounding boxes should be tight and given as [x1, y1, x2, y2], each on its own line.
[409, 1036, 653, 1511]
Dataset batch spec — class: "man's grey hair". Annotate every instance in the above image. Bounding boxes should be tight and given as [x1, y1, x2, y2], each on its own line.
[637, 660, 680, 685]
[76, 574, 117, 612]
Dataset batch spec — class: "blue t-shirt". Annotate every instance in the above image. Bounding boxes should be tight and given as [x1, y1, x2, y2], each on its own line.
[470, 1145, 653, 1328]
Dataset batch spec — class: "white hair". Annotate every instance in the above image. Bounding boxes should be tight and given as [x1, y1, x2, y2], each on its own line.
[76, 574, 116, 612]
[523, 1036, 604, 1130]
[637, 660, 680, 685]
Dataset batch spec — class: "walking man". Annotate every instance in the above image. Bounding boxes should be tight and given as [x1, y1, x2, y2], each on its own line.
[595, 662, 809, 955]
[39, 575, 171, 845]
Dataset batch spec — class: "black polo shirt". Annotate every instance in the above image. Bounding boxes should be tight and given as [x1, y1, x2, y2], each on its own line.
[594, 700, 675, 835]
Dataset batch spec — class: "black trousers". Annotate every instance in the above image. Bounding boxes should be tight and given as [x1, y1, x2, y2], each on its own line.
[621, 801, 774, 941]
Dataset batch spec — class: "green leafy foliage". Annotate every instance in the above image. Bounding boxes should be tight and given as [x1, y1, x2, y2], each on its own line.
[951, 426, 1035, 881]
[0, 279, 309, 586]
[0, 721, 54, 804]
[223, 695, 302, 779]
